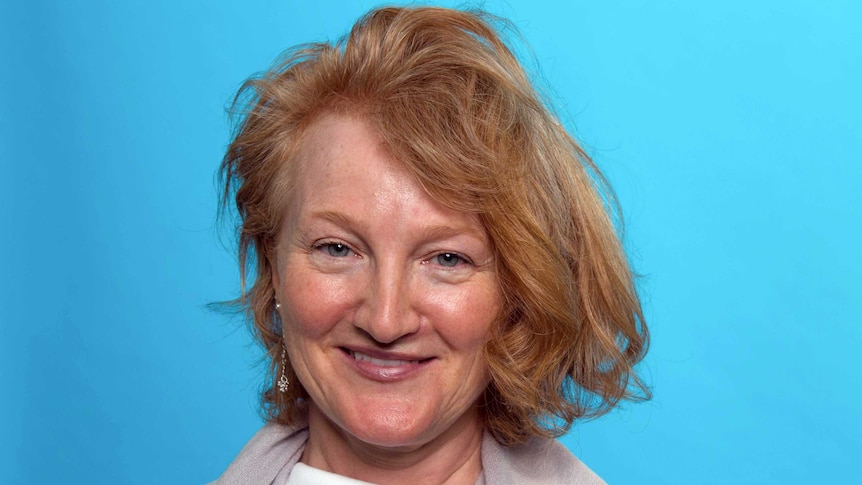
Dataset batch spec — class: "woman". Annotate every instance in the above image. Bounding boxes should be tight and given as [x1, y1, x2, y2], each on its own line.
[213, 6, 649, 484]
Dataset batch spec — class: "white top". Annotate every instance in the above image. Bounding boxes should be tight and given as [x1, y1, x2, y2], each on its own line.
[286, 462, 378, 485]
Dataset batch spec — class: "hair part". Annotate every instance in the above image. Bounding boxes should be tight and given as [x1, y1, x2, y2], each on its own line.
[219, 6, 650, 446]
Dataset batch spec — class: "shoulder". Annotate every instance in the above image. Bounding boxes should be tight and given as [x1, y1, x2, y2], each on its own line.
[209, 423, 308, 485]
[481, 433, 606, 485]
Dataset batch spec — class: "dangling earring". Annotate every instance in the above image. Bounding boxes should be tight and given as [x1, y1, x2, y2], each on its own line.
[277, 344, 289, 393]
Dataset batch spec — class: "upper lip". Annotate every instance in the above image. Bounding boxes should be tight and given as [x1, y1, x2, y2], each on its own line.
[341, 346, 433, 362]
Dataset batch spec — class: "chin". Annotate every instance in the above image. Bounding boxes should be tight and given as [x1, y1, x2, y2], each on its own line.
[342, 406, 438, 450]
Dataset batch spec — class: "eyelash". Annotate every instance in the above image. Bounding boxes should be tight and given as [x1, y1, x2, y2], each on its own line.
[313, 241, 473, 268]
[427, 252, 473, 268]
[313, 241, 355, 258]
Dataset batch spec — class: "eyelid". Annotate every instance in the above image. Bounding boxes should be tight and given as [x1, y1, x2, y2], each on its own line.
[312, 239, 358, 257]
[427, 251, 474, 267]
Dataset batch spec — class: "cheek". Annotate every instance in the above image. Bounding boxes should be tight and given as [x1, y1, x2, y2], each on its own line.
[280, 268, 358, 338]
[429, 282, 501, 348]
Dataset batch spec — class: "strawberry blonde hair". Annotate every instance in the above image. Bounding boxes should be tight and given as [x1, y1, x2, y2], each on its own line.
[220, 6, 650, 445]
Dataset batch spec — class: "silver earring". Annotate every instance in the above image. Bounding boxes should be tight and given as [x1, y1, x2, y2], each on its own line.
[275, 302, 281, 310]
[277, 345, 289, 393]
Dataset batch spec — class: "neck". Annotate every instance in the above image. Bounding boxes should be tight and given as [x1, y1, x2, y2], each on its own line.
[302, 404, 485, 485]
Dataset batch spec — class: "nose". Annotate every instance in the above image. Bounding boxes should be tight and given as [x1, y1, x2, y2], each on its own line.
[354, 260, 420, 344]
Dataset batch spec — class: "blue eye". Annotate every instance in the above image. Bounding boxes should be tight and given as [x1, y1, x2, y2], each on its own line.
[321, 243, 352, 257]
[434, 252, 465, 267]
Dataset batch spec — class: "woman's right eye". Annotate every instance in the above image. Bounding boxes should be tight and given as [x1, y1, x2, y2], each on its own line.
[317, 242, 352, 258]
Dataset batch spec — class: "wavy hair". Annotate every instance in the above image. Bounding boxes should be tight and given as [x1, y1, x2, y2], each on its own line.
[219, 6, 650, 445]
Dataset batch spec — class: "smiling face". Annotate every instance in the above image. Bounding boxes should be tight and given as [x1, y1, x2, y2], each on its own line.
[272, 114, 502, 457]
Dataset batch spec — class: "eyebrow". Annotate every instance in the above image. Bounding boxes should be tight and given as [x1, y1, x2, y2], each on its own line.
[307, 209, 488, 243]
[307, 210, 355, 229]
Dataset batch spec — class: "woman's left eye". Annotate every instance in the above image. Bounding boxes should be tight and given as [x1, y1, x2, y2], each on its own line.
[433, 252, 469, 267]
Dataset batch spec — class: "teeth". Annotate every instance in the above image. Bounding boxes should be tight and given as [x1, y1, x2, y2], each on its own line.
[351, 351, 419, 366]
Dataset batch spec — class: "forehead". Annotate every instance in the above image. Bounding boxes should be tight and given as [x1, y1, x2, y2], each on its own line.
[285, 113, 487, 238]
[293, 113, 396, 190]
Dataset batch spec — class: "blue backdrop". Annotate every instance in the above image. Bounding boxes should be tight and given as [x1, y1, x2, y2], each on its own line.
[2, 1, 859, 483]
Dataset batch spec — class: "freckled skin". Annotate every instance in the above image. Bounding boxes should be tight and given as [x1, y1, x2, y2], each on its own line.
[272, 114, 502, 482]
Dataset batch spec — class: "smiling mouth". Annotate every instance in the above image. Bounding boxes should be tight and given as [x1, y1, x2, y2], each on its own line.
[346, 349, 430, 367]
[350, 350, 419, 366]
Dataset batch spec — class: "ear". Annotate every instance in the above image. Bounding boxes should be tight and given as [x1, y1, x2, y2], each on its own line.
[269, 252, 282, 292]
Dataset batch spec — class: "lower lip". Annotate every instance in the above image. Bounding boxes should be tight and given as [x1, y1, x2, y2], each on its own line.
[341, 349, 433, 382]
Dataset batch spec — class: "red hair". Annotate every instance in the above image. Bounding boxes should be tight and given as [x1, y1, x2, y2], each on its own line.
[219, 6, 650, 445]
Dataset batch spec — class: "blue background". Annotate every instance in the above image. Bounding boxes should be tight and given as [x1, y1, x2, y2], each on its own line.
[2, 1, 859, 483]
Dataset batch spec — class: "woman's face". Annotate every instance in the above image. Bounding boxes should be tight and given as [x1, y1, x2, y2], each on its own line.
[272, 114, 501, 450]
